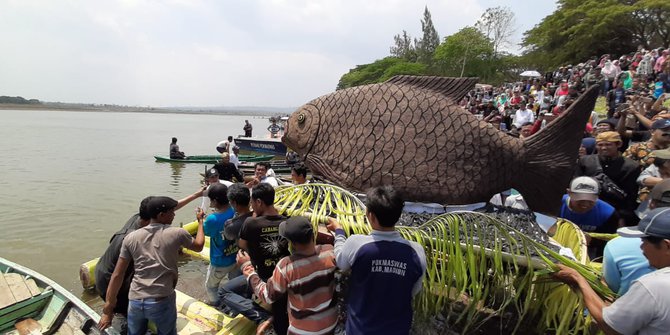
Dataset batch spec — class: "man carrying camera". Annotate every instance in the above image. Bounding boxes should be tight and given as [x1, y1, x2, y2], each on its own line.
[576, 131, 641, 226]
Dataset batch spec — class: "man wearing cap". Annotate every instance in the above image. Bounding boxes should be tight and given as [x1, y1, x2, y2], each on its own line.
[558, 177, 619, 259]
[238, 217, 338, 335]
[554, 207, 670, 335]
[576, 131, 641, 226]
[326, 186, 427, 335]
[624, 118, 670, 169]
[98, 196, 206, 334]
[94, 189, 204, 333]
[201, 168, 234, 213]
[601, 180, 670, 296]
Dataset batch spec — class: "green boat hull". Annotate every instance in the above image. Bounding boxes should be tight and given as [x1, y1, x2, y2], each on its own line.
[154, 154, 275, 164]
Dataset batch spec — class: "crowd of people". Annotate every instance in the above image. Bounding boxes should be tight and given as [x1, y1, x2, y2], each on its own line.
[468, 47, 670, 334]
[95, 182, 425, 335]
[93, 47, 670, 335]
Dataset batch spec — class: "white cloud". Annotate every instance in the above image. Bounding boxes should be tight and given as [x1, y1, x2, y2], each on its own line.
[0, 0, 554, 107]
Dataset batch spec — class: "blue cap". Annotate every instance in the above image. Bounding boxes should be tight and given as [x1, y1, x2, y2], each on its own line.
[619, 208, 670, 239]
[651, 119, 670, 130]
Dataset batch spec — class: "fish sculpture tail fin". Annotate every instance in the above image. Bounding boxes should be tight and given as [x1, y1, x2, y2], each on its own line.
[515, 86, 600, 215]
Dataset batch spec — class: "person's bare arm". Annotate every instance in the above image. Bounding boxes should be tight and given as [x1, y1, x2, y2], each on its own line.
[632, 103, 653, 129]
[98, 257, 129, 330]
[553, 265, 621, 335]
[650, 94, 666, 112]
[189, 208, 206, 252]
[175, 186, 207, 210]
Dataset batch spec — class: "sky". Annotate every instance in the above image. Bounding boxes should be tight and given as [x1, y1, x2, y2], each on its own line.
[0, 0, 557, 108]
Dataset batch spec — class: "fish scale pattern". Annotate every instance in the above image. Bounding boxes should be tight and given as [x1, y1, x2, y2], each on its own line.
[300, 77, 525, 204]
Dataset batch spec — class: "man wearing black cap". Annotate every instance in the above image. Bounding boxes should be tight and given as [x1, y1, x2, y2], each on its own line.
[238, 217, 338, 335]
[98, 196, 206, 334]
[94, 188, 204, 333]
[554, 207, 670, 334]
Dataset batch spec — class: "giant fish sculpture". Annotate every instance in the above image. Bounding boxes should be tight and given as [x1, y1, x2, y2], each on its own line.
[282, 76, 598, 214]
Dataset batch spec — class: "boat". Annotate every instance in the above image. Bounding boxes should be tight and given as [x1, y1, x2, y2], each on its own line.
[154, 154, 275, 164]
[0, 256, 117, 335]
[235, 116, 289, 156]
[238, 160, 293, 175]
[234, 137, 287, 156]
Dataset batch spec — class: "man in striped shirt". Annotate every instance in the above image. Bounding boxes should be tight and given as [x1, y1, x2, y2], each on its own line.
[239, 216, 338, 335]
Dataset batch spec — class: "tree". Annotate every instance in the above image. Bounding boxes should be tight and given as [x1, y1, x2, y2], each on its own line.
[521, 0, 670, 67]
[336, 57, 428, 90]
[414, 6, 440, 66]
[389, 30, 417, 62]
[475, 6, 516, 56]
[433, 27, 495, 79]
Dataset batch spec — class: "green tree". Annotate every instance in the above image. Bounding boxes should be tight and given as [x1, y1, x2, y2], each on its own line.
[521, 0, 670, 67]
[336, 57, 427, 90]
[414, 6, 440, 66]
[389, 30, 417, 62]
[433, 27, 495, 79]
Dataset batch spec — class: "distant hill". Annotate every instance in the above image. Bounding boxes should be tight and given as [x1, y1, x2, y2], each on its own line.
[0, 95, 295, 116]
[162, 106, 296, 115]
[0, 96, 41, 104]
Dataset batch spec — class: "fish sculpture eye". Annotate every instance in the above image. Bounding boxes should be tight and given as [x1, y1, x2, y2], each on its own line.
[297, 113, 306, 124]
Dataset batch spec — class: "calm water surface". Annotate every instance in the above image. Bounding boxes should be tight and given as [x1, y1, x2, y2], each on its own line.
[0, 109, 273, 307]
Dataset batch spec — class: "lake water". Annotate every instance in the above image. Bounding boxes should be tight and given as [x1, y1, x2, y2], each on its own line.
[0, 109, 274, 307]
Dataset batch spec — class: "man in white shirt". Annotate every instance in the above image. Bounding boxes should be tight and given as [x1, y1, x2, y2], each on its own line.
[229, 146, 240, 168]
[245, 162, 278, 188]
[513, 102, 535, 129]
[553, 207, 670, 335]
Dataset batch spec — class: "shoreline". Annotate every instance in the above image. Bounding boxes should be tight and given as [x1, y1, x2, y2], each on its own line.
[0, 103, 291, 117]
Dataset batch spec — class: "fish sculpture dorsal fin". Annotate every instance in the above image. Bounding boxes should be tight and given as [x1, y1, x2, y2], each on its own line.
[385, 75, 479, 102]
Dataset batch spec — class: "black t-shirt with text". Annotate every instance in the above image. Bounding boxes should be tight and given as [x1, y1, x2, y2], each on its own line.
[239, 214, 290, 281]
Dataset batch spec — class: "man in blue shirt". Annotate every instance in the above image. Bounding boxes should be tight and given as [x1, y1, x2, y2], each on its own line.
[558, 176, 619, 259]
[602, 179, 670, 295]
[326, 186, 427, 335]
[203, 183, 237, 305]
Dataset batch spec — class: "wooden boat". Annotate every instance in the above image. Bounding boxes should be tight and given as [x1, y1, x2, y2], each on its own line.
[0, 256, 118, 335]
[154, 154, 275, 164]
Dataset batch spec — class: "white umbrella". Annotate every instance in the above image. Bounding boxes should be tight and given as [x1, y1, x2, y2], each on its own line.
[520, 70, 542, 77]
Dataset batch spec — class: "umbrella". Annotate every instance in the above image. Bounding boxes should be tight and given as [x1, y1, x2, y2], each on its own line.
[520, 70, 542, 77]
